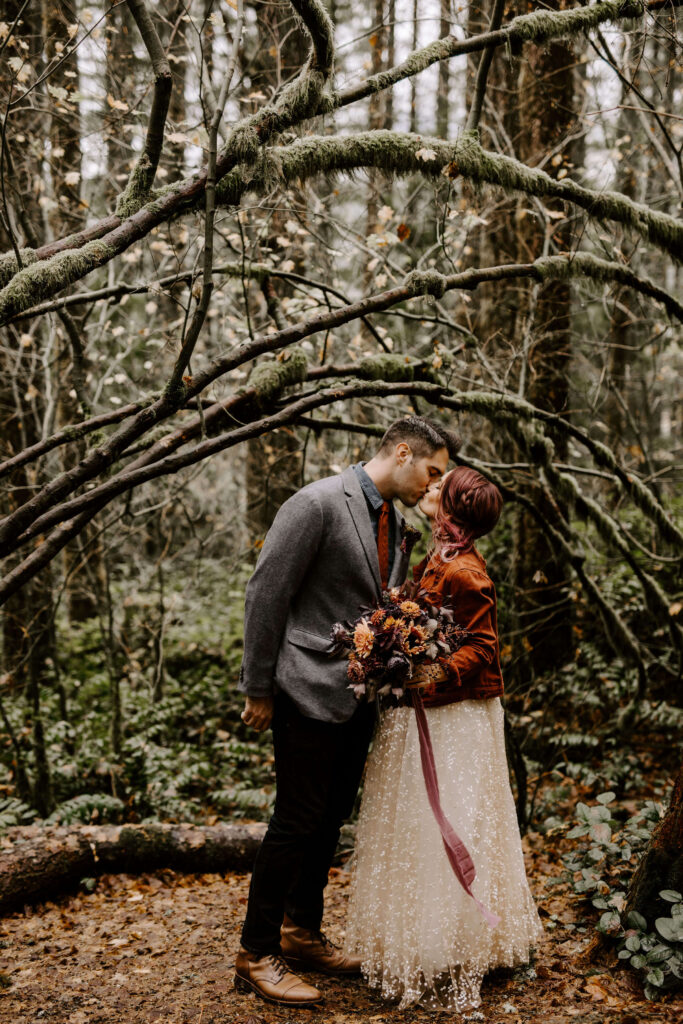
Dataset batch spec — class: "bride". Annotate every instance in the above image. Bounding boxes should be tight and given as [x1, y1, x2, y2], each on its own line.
[344, 466, 542, 1012]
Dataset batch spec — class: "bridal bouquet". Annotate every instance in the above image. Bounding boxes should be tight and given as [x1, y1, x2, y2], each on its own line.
[330, 584, 468, 701]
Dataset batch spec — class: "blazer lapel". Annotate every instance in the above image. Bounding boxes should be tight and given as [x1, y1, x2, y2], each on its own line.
[343, 467, 382, 592]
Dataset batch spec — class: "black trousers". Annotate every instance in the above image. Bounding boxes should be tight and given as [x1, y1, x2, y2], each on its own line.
[240, 691, 375, 955]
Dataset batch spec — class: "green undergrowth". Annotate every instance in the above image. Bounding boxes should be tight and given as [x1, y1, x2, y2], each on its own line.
[0, 563, 276, 830]
[561, 791, 682, 1000]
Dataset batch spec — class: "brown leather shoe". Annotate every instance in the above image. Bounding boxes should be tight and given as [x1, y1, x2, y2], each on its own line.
[280, 916, 362, 975]
[234, 947, 323, 1006]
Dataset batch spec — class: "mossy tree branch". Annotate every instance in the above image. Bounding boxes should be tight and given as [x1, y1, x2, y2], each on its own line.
[6, 352, 437, 554]
[0, 379, 448, 606]
[332, 0, 649, 110]
[3, 4, 681, 322]
[5, 121, 680, 330]
[115, 0, 173, 218]
[0, 253, 679, 556]
[216, 131, 682, 263]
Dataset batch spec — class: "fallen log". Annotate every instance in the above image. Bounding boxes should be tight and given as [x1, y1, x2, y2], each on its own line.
[0, 821, 266, 915]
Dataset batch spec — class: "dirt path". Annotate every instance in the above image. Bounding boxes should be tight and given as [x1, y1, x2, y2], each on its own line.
[0, 832, 679, 1024]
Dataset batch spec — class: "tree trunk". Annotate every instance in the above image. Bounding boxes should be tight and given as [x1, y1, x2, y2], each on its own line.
[0, 1, 55, 814]
[510, 0, 576, 676]
[435, 0, 450, 138]
[244, 0, 307, 543]
[625, 761, 683, 926]
[0, 822, 267, 914]
[43, 0, 103, 623]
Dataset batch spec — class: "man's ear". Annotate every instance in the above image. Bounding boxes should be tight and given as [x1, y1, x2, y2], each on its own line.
[395, 441, 412, 464]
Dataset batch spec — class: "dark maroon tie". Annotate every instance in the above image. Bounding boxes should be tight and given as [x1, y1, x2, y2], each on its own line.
[377, 501, 391, 590]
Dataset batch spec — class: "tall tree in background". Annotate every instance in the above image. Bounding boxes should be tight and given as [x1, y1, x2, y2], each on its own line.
[509, 0, 577, 675]
[0, 0, 54, 814]
[245, 0, 308, 542]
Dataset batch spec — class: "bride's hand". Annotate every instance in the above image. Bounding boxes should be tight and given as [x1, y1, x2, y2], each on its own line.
[408, 662, 447, 690]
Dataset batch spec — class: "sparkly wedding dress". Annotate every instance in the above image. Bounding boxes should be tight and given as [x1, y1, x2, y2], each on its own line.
[343, 697, 543, 1012]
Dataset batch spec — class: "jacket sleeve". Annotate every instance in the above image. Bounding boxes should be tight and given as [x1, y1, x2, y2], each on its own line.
[428, 565, 497, 700]
[439, 567, 498, 686]
[238, 489, 324, 698]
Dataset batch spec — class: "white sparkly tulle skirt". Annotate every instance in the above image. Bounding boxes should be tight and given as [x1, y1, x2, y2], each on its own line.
[344, 699, 543, 1012]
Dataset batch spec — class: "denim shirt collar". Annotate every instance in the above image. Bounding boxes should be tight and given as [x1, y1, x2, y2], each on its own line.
[352, 462, 386, 512]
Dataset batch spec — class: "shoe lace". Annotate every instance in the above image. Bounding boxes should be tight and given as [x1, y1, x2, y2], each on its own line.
[316, 930, 338, 952]
[264, 953, 289, 981]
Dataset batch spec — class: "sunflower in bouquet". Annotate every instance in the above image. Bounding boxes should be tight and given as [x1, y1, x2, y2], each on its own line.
[330, 584, 468, 702]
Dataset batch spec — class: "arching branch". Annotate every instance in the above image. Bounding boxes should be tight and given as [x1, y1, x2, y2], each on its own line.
[0, 379, 447, 606]
[221, 131, 682, 264]
[333, 0, 650, 110]
[0, 253, 679, 555]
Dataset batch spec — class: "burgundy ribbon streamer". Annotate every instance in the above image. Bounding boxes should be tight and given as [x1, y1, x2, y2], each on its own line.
[413, 691, 500, 929]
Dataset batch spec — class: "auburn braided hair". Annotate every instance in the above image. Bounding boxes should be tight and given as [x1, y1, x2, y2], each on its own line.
[433, 467, 503, 561]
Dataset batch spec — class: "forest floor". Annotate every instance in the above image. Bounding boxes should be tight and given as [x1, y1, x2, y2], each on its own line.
[0, 818, 681, 1024]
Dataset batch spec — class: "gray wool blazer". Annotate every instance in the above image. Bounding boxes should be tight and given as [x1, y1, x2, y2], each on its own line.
[238, 465, 409, 723]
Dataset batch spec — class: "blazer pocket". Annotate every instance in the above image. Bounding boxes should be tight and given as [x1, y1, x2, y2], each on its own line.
[288, 628, 332, 653]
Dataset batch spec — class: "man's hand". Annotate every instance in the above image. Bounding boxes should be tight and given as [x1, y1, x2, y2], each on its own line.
[241, 696, 274, 732]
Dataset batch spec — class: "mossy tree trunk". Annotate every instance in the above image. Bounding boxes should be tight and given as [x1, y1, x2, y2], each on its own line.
[0, 822, 267, 914]
[43, 0, 102, 625]
[0, 0, 55, 815]
[625, 761, 683, 925]
[510, 0, 576, 677]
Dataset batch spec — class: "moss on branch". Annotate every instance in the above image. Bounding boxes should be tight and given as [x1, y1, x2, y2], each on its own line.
[358, 353, 416, 382]
[224, 130, 681, 264]
[115, 155, 155, 219]
[0, 249, 38, 289]
[0, 240, 116, 324]
[405, 269, 447, 299]
[334, 0, 644, 109]
[510, 0, 643, 43]
[247, 347, 309, 407]
[289, 0, 335, 74]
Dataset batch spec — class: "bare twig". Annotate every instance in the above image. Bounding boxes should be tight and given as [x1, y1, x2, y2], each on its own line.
[465, 0, 505, 134]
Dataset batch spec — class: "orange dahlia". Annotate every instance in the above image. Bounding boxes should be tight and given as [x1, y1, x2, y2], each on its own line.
[353, 619, 375, 659]
[399, 600, 421, 617]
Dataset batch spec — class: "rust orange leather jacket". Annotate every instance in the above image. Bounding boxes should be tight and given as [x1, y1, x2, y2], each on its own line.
[413, 548, 505, 708]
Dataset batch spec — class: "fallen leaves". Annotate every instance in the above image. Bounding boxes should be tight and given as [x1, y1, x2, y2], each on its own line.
[0, 849, 679, 1023]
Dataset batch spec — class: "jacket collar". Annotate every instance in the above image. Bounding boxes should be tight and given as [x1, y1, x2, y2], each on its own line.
[342, 467, 405, 592]
[343, 467, 382, 591]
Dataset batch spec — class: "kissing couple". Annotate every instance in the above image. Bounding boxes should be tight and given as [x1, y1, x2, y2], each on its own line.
[234, 415, 542, 1012]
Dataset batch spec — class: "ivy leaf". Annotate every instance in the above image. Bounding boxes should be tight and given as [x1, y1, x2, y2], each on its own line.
[655, 917, 683, 942]
[590, 822, 612, 844]
[625, 910, 647, 931]
[597, 911, 621, 934]
[659, 889, 682, 903]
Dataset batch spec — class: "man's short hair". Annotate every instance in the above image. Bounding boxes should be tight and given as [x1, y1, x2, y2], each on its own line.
[378, 416, 461, 461]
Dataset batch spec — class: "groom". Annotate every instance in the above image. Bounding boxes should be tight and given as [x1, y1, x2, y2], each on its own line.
[235, 416, 460, 1006]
